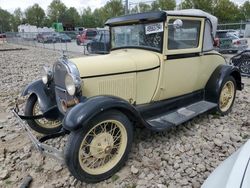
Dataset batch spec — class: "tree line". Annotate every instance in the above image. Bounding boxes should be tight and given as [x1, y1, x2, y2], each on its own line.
[0, 0, 250, 32]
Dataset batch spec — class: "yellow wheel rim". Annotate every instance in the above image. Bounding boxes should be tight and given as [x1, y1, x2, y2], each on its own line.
[33, 101, 61, 128]
[219, 81, 235, 112]
[78, 120, 127, 175]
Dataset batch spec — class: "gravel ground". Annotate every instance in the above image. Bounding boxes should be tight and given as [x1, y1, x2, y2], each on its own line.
[0, 43, 249, 188]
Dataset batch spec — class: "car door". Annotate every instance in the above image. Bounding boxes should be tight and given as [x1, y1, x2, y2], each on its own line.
[158, 16, 204, 100]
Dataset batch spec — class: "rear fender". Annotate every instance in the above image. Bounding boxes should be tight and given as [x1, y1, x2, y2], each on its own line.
[205, 64, 243, 103]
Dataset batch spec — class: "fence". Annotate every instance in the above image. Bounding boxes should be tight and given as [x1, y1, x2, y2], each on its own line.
[5, 30, 110, 54]
[217, 22, 250, 38]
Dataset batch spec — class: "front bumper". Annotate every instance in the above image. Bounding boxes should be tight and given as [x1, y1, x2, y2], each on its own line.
[12, 105, 65, 163]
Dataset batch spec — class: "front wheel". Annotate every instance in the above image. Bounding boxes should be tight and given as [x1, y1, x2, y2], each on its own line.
[24, 95, 62, 134]
[217, 76, 236, 115]
[65, 110, 133, 183]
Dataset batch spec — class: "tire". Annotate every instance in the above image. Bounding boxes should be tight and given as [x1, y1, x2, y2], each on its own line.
[239, 61, 250, 75]
[87, 44, 93, 54]
[24, 94, 62, 134]
[217, 76, 236, 115]
[65, 110, 133, 183]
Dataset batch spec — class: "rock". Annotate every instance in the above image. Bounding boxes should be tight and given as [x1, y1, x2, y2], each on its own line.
[0, 132, 6, 138]
[214, 138, 223, 147]
[0, 170, 9, 180]
[138, 172, 145, 179]
[157, 184, 167, 188]
[147, 173, 154, 180]
[4, 133, 19, 141]
[0, 113, 8, 123]
[197, 163, 206, 172]
[54, 165, 63, 172]
[131, 165, 139, 174]
[173, 163, 179, 170]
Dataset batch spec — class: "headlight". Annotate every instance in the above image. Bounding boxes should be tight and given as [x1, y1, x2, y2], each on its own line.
[65, 73, 82, 96]
[41, 66, 53, 84]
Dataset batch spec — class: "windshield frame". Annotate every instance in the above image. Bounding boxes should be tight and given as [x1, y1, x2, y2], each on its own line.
[110, 21, 165, 53]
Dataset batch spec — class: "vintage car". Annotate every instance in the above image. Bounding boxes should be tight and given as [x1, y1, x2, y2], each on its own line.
[13, 9, 243, 183]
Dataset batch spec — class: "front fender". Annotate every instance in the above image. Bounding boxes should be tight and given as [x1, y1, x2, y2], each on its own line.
[205, 64, 243, 103]
[63, 96, 145, 131]
[22, 79, 56, 113]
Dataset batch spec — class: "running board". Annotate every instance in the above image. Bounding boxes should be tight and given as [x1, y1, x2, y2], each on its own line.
[146, 101, 217, 131]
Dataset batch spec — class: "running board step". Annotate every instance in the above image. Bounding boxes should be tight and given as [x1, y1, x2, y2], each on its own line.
[146, 101, 217, 131]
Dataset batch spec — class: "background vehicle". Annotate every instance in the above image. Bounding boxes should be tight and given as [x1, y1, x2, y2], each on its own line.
[0, 33, 6, 38]
[14, 9, 243, 184]
[37, 33, 55, 43]
[86, 30, 110, 54]
[76, 29, 97, 45]
[62, 31, 78, 40]
[215, 30, 248, 53]
[202, 139, 250, 188]
[53, 33, 71, 43]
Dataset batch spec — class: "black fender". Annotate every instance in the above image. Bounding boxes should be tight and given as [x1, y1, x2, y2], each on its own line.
[22, 79, 57, 113]
[63, 96, 146, 131]
[205, 64, 243, 103]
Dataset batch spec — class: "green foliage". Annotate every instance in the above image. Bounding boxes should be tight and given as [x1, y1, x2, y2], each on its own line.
[213, 0, 242, 23]
[157, 0, 176, 10]
[241, 1, 250, 20]
[63, 7, 80, 27]
[180, 0, 246, 23]
[81, 7, 97, 28]
[180, 0, 213, 12]
[24, 4, 45, 27]
[11, 8, 23, 31]
[1, 0, 250, 32]
[0, 7, 13, 32]
[47, 0, 67, 23]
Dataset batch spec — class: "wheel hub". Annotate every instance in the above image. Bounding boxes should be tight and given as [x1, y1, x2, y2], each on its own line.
[219, 81, 235, 112]
[89, 132, 114, 159]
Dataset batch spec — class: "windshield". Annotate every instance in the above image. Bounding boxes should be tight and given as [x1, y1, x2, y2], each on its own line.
[111, 22, 164, 52]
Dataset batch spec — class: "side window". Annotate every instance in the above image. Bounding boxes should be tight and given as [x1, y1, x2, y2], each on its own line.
[168, 19, 201, 50]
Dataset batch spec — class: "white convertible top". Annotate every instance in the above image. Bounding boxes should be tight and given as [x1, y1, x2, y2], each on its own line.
[166, 9, 218, 37]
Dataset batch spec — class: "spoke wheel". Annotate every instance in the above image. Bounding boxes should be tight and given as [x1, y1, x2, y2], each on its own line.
[25, 94, 62, 134]
[239, 61, 250, 75]
[218, 76, 236, 114]
[79, 120, 127, 175]
[65, 110, 133, 183]
[33, 101, 61, 129]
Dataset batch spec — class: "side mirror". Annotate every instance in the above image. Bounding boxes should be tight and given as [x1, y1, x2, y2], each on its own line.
[173, 19, 183, 29]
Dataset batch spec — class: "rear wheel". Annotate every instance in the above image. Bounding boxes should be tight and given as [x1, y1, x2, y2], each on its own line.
[24, 95, 62, 134]
[65, 110, 133, 183]
[217, 76, 236, 115]
[87, 44, 92, 54]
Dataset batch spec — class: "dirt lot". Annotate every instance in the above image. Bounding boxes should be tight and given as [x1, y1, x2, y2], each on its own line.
[0, 43, 249, 188]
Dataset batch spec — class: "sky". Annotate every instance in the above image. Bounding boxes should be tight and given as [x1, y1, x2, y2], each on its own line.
[0, 0, 248, 13]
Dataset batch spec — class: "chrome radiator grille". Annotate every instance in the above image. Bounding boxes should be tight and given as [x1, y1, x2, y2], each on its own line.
[53, 60, 74, 113]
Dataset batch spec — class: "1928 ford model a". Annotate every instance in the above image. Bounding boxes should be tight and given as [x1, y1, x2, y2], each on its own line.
[13, 9, 243, 183]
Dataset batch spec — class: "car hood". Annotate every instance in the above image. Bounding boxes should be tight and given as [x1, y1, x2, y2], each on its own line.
[202, 139, 250, 188]
[69, 49, 160, 78]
